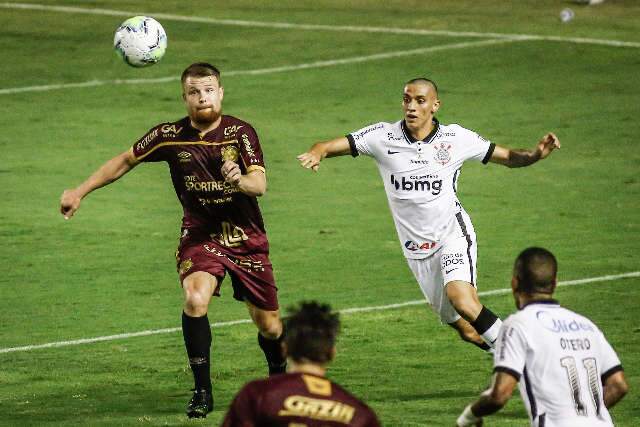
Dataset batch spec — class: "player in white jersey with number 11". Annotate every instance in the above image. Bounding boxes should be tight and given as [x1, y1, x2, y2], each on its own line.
[457, 247, 628, 426]
[297, 78, 560, 351]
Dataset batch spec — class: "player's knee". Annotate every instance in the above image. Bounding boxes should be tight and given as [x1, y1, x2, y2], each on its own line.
[183, 287, 211, 315]
[256, 314, 282, 339]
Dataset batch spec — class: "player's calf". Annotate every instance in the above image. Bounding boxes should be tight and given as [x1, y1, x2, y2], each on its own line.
[446, 281, 502, 348]
[247, 302, 287, 375]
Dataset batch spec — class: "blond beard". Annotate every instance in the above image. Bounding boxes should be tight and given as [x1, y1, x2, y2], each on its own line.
[192, 108, 220, 125]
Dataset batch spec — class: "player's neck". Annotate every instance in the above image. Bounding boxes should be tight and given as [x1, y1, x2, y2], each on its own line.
[189, 115, 222, 135]
[288, 360, 327, 377]
[518, 293, 556, 309]
[407, 117, 435, 141]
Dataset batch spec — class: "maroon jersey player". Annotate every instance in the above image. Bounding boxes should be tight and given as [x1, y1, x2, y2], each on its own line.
[60, 63, 286, 419]
[221, 301, 381, 427]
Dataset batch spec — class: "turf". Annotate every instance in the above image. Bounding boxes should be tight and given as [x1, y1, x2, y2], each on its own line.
[0, 0, 638, 425]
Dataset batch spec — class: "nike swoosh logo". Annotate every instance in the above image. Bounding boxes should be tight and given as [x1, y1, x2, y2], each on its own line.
[387, 150, 400, 154]
[445, 268, 458, 274]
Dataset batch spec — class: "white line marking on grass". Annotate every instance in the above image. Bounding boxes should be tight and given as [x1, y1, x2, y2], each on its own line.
[0, 38, 514, 95]
[1, 271, 638, 354]
[2, 2, 639, 48]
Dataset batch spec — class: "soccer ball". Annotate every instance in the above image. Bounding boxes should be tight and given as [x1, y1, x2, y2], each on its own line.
[114, 16, 167, 67]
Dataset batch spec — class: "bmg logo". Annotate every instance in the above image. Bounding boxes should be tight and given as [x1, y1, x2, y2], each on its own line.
[390, 174, 442, 195]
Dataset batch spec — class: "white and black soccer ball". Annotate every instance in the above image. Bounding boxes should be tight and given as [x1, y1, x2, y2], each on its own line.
[114, 16, 167, 67]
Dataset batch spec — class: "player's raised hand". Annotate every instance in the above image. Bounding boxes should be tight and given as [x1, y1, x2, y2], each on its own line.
[296, 151, 321, 172]
[536, 132, 560, 159]
[60, 189, 82, 220]
[221, 160, 242, 185]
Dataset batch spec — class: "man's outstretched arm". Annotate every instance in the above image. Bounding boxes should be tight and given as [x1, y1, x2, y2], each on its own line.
[297, 137, 352, 172]
[60, 148, 139, 219]
[489, 132, 560, 168]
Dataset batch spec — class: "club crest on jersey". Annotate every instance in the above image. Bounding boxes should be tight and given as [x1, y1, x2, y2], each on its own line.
[434, 143, 452, 165]
[221, 146, 240, 162]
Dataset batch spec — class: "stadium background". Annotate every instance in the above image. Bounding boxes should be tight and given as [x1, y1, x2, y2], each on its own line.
[0, 0, 638, 425]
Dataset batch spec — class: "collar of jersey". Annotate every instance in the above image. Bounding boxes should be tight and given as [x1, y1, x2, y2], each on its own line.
[401, 118, 440, 145]
[520, 299, 560, 310]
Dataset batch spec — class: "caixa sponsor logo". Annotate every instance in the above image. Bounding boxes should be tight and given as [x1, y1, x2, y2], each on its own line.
[390, 174, 442, 195]
[404, 240, 437, 251]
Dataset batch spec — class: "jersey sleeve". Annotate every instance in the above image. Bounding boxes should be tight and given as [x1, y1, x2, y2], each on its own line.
[237, 125, 266, 174]
[493, 317, 528, 380]
[131, 125, 166, 163]
[456, 126, 495, 164]
[595, 328, 623, 383]
[220, 382, 259, 427]
[346, 122, 386, 158]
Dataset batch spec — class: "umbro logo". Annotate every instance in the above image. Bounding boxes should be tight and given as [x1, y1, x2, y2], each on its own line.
[177, 151, 192, 163]
[387, 150, 400, 155]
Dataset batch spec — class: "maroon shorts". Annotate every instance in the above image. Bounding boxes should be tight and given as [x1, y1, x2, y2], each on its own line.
[176, 238, 279, 311]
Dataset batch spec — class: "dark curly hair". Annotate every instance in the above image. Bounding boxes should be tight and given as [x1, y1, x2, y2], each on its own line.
[285, 301, 340, 364]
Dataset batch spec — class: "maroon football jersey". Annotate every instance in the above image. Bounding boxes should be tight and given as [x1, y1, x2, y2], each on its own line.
[221, 372, 381, 427]
[132, 115, 269, 255]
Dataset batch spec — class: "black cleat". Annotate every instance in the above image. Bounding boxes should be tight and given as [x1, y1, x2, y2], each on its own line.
[186, 389, 213, 418]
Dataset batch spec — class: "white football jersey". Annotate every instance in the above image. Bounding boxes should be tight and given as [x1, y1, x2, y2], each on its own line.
[494, 301, 623, 427]
[347, 119, 494, 259]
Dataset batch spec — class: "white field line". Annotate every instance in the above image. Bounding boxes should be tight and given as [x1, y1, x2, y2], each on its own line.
[2, 2, 640, 48]
[0, 38, 515, 95]
[0, 271, 638, 354]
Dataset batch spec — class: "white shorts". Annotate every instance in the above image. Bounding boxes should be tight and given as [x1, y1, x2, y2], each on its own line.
[406, 225, 478, 324]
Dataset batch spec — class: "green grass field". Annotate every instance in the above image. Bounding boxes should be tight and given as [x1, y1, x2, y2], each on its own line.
[1, 0, 639, 425]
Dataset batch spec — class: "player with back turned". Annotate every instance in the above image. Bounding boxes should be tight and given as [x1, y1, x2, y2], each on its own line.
[221, 301, 381, 427]
[60, 63, 286, 418]
[298, 78, 560, 352]
[456, 247, 628, 427]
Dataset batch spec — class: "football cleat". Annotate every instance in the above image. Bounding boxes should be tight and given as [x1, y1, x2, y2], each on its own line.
[186, 389, 213, 418]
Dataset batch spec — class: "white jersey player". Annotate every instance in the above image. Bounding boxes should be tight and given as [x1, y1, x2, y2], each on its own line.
[298, 78, 561, 351]
[457, 247, 628, 427]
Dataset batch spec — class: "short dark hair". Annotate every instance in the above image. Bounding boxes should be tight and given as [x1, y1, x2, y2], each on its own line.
[181, 62, 221, 85]
[284, 301, 340, 365]
[514, 247, 558, 294]
[405, 77, 438, 95]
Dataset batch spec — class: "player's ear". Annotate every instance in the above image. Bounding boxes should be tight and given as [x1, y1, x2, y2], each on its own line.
[432, 98, 441, 114]
[219, 86, 224, 102]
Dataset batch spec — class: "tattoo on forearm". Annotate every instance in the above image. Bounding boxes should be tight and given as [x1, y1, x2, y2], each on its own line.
[507, 149, 540, 168]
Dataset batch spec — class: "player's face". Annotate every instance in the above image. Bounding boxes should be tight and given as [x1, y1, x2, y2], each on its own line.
[402, 83, 440, 131]
[182, 75, 224, 125]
